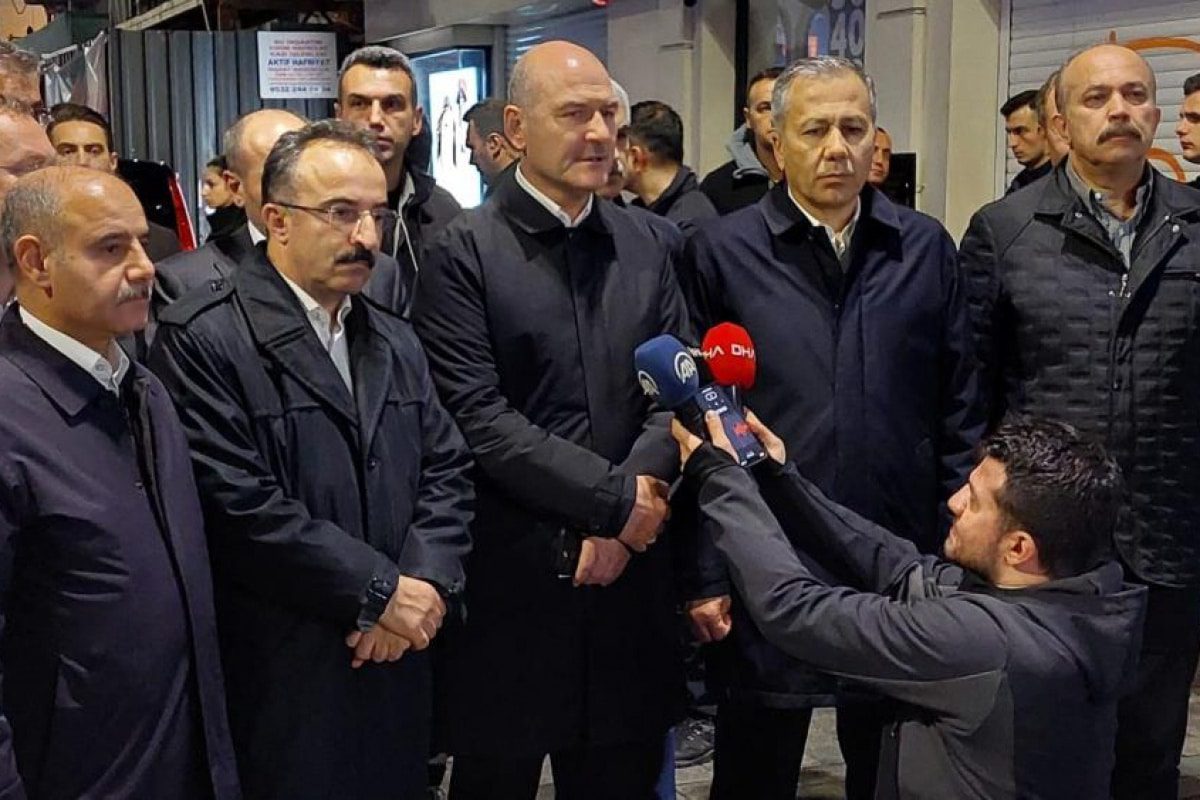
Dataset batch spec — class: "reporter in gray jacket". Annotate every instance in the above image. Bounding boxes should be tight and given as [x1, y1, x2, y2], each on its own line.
[675, 413, 1146, 799]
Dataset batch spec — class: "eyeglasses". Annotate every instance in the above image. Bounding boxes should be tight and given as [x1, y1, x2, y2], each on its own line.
[275, 202, 399, 233]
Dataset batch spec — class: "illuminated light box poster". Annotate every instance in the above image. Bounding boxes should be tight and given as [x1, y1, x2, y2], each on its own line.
[257, 32, 338, 99]
[428, 67, 481, 208]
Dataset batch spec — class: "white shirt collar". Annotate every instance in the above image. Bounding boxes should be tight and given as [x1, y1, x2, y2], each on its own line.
[787, 188, 861, 261]
[18, 305, 130, 395]
[278, 273, 354, 393]
[514, 164, 593, 228]
[248, 221, 266, 245]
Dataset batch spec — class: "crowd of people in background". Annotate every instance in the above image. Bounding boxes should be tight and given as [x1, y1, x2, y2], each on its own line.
[1, 30, 1199, 800]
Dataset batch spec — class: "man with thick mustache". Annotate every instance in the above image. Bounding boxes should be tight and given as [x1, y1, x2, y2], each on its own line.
[680, 55, 981, 800]
[0, 166, 239, 799]
[149, 121, 474, 799]
[962, 44, 1200, 799]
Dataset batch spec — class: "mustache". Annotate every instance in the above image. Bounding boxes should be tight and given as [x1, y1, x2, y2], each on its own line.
[116, 283, 151, 303]
[335, 246, 376, 268]
[1099, 122, 1142, 143]
[817, 163, 855, 177]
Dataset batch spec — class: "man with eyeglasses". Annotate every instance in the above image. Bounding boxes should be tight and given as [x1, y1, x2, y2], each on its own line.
[148, 119, 474, 800]
[154, 109, 409, 321]
[0, 96, 54, 308]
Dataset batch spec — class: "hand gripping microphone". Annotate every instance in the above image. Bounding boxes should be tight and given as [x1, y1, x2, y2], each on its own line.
[635, 334, 766, 467]
[702, 323, 756, 409]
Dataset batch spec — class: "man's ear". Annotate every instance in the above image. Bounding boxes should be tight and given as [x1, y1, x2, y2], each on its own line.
[412, 105, 425, 137]
[223, 170, 246, 207]
[260, 203, 289, 244]
[109, 151, 120, 173]
[505, 105, 526, 152]
[1002, 528, 1042, 572]
[12, 235, 52, 296]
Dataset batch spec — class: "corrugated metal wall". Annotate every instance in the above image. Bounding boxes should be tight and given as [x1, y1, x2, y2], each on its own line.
[109, 29, 336, 234]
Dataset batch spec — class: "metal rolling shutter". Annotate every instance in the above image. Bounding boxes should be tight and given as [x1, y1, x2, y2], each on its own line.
[1001, 0, 1200, 188]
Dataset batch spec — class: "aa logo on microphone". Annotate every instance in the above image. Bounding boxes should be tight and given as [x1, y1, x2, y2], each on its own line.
[674, 351, 698, 382]
[637, 370, 660, 397]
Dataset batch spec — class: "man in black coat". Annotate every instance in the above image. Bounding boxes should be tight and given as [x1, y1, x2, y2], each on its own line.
[153, 109, 408, 319]
[413, 41, 689, 800]
[624, 100, 718, 237]
[676, 412, 1145, 799]
[336, 45, 461, 312]
[0, 166, 239, 800]
[149, 121, 474, 800]
[681, 56, 982, 800]
[961, 44, 1200, 799]
[699, 67, 783, 215]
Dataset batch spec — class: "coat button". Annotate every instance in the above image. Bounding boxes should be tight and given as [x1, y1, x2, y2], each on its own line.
[134, 480, 144, 490]
[367, 457, 379, 470]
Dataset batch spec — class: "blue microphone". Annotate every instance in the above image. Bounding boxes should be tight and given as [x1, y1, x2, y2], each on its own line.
[634, 334, 701, 410]
[634, 334, 767, 467]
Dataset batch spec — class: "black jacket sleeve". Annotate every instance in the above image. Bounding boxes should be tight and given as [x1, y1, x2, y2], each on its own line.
[413, 229, 636, 537]
[687, 447, 1006, 717]
[0, 463, 27, 800]
[148, 323, 400, 629]
[959, 210, 1012, 430]
[934, 229, 986, 510]
[394, 339, 474, 597]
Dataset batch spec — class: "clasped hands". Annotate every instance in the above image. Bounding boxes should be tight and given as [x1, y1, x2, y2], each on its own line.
[574, 474, 670, 588]
[345, 575, 446, 669]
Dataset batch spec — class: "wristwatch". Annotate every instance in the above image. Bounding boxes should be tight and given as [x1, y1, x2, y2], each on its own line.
[356, 574, 397, 632]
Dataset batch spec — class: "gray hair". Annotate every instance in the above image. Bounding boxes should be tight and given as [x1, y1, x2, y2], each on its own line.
[771, 56, 877, 129]
[338, 45, 418, 105]
[1, 168, 67, 266]
[0, 41, 39, 80]
[261, 119, 379, 205]
[611, 79, 630, 127]
[222, 108, 306, 177]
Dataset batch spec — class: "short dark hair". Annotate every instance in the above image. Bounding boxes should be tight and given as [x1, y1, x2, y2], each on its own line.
[261, 119, 378, 204]
[206, 154, 227, 172]
[47, 102, 113, 151]
[1185, 73, 1200, 97]
[1035, 70, 1059, 128]
[462, 98, 506, 138]
[981, 418, 1125, 580]
[338, 45, 419, 106]
[627, 100, 684, 164]
[747, 66, 784, 96]
[1000, 89, 1039, 119]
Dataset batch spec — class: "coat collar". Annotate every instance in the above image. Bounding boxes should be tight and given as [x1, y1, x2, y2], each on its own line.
[491, 165, 612, 237]
[0, 304, 119, 419]
[761, 181, 900, 239]
[1033, 160, 1200, 220]
[640, 166, 700, 216]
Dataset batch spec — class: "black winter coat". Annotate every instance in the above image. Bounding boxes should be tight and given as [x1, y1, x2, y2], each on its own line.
[148, 248, 474, 799]
[0, 309, 240, 800]
[681, 184, 984, 705]
[962, 164, 1200, 587]
[381, 167, 461, 314]
[687, 446, 1147, 800]
[412, 170, 691, 757]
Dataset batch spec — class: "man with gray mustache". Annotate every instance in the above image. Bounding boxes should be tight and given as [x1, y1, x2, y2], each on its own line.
[679, 56, 982, 800]
[0, 166, 240, 799]
[962, 43, 1200, 799]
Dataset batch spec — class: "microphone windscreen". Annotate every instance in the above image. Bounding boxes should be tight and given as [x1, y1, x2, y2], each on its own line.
[702, 323, 756, 390]
[634, 334, 701, 409]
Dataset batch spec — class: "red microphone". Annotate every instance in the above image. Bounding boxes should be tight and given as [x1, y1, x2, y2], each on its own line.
[702, 323, 756, 408]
